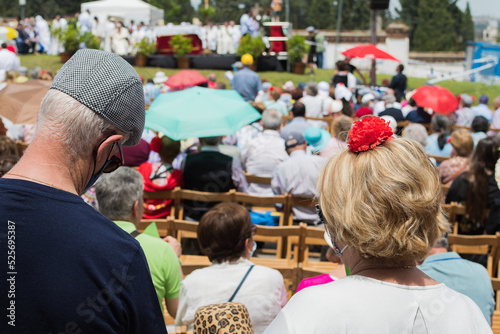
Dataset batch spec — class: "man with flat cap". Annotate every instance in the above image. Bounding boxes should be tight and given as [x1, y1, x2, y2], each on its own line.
[0, 50, 167, 333]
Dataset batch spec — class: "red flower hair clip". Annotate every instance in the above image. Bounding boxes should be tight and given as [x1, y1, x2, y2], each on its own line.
[150, 136, 162, 153]
[347, 117, 393, 153]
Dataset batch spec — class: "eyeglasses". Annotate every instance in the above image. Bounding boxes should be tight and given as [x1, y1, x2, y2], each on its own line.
[242, 225, 257, 241]
[103, 142, 124, 173]
[250, 225, 257, 236]
[315, 204, 348, 257]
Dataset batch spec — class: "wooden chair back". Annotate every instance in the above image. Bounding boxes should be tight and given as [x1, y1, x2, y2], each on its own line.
[491, 278, 500, 334]
[137, 219, 172, 237]
[176, 189, 236, 220]
[447, 233, 500, 277]
[143, 187, 181, 219]
[286, 195, 317, 226]
[244, 172, 272, 185]
[234, 192, 289, 227]
[253, 224, 303, 259]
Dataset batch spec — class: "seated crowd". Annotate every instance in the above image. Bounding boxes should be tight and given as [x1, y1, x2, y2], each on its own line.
[1, 50, 500, 333]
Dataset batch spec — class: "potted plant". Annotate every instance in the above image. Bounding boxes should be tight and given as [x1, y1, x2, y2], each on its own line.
[59, 25, 80, 63]
[170, 34, 193, 69]
[134, 37, 157, 67]
[237, 34, 266, 71]
[287, 35, 309, 74]
[79, 32, 101, 50]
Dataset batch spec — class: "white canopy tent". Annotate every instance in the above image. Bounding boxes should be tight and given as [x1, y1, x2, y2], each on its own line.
[81, 0, 164, 27]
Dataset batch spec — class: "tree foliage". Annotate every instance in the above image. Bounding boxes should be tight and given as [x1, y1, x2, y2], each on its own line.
[398, 0, 475, 52]
[0, 0, 194, 24]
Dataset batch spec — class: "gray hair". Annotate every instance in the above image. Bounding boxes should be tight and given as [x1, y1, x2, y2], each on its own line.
[34, 90, 130, 159]
[95, 167, 144, 221]
[434, 237, 449, 249]
[305, 82, 318, 96]
[403, 123, 428, 147]
[199, 136, 221, 146]
[261, 109, 282, 130]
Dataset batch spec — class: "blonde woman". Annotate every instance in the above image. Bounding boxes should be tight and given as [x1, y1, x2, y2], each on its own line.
[264, 116, 491, 333]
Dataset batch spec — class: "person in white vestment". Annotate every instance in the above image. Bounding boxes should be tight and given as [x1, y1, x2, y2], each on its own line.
[229, 20, 241, 52]
[35, 16, 51, 54]
[111, 22, 130, 56]
[264, 117, 492, 334]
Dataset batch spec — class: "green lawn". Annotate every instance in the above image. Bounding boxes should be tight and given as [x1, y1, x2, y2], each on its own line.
[19, 54, 500, 104]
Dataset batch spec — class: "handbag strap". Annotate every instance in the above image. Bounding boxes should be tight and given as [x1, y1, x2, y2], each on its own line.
[228, 265, 254, 302]
[130, 230, 141, 238]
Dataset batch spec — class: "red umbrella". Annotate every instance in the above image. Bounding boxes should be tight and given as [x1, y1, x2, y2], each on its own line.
[342, 44, 400, 62]
[411, 85, 459, 114]
[165, 70, 208, 89]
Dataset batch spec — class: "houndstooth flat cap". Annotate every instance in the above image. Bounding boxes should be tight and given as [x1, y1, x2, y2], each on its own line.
[51, 49, 145, 146]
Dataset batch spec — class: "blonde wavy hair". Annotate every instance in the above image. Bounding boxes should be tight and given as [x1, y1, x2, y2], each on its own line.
[317, 137, 449, 263]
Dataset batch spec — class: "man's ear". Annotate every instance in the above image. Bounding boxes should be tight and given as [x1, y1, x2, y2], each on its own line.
[131, 200, 140, 220]
[95, 134, 123, 162]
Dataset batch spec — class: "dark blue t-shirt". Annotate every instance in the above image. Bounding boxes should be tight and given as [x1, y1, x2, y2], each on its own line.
[0, 178, 167, 334]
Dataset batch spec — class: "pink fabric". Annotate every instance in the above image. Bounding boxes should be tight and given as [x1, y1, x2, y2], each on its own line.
[296, 274, 335, 293]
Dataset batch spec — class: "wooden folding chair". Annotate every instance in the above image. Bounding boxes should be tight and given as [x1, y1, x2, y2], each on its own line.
[251, 224, 305, 294]
[235, 192, 288, 225]
[490, 278, 500, 334]
[143, 186, 181, 219]
[304, 116, 334, 134]
[244, 172, 272, 185]
[235, 192, 290, 256]
[137, 218, 172, 238]
[286, 195, 317, 226]
[170, 219, 202, 259]
[176, 189, 236, 221]
[447, 233, 500, 277]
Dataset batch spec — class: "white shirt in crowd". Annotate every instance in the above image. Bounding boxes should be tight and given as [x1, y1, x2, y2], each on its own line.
[271, 150, 325, 223]
[264, 275, 492, 334]
[242, 130, 289, 196]
[0, 49, 20, 72]
[301, 95, 328, 128]
[176, 258, 287, 334]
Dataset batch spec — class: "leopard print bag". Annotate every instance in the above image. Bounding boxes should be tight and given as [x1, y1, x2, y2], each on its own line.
[193, 302, 253, 334]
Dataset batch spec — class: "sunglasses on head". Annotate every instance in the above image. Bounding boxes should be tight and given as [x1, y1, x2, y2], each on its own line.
[103, 142, 124, 173]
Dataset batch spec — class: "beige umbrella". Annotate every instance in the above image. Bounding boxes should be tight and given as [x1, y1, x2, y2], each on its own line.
[0, 80, 52, 124]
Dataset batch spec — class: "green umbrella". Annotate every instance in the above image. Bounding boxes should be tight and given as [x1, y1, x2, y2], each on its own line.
[145, 86, 261, 140]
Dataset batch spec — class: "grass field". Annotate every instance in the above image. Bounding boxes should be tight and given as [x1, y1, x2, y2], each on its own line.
[19, 54, 500, 104]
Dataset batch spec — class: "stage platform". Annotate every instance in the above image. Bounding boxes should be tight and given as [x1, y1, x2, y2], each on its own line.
[122, 54, 287, 72]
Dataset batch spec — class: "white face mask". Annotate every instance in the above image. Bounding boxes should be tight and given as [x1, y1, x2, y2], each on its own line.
[250, 239, 257, 257]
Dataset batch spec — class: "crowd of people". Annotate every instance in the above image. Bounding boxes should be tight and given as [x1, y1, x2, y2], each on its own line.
[0, 23, 500, 331]
[0, 4, 287, 59]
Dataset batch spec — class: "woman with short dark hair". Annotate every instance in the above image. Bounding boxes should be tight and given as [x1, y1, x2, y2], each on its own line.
[175, 203, 287, 334]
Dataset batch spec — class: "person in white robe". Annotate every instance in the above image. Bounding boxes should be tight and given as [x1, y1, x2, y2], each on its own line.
[229, 21, 241, 52]
[50, 15, 62, 55]
[111, 22, 130, 56]
[217, 22, 234, 54]
[35, 16, 51, 54]
[103, 18, 115, 53]
[207, 23, 218, 53]
[78, 10, 92, 33]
